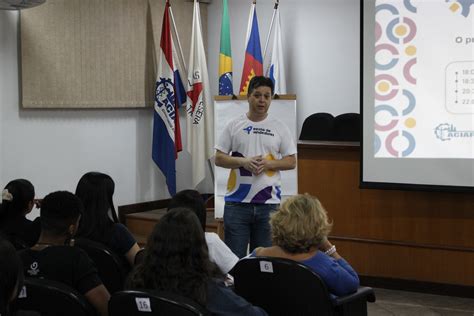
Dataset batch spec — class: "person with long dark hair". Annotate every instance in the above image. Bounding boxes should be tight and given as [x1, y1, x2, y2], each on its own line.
[0, 237, 24, 316]
[167, 190, 238, 275]
[127, 208, 267, 315]
[75, 172, 140, 265]
[0, 179, 40, 249]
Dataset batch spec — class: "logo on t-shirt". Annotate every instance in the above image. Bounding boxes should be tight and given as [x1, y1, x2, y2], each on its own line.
[27, 262, 40, 276]
[243, 126, 253, 134]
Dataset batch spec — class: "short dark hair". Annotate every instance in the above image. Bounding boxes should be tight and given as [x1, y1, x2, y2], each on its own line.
[247, 76, 274, 96]
[40, 191, 83, 236]
[0, 237, 23, 315]
[167, 190, 206, 230]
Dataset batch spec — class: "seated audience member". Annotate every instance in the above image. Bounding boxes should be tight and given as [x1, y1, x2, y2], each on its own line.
[75, 172, 140, 266]
[252, 194, 359, 297]
[168, 190, 239, 275]
[127, 208, 267, 316]
[18, 191, 110, 316]
[0, 180, 41, 249]
[0, 237, 24, 316]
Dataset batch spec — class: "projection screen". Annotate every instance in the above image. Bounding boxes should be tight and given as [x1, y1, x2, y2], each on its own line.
[361, 0, 474, 191]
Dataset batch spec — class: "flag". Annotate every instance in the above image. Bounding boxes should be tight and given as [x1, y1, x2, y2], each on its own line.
[152, 0, 186, 196]
[219, 0, 233, 95]
[186, 0, 214, 188]
[239, 2, 263, 95]
[266, 5, 286, 94]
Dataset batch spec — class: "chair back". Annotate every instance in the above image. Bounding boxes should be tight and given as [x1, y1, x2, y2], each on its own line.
[333, 113, 361, 141]
[75, 238, 129, 293]
[109, 290, 208, 316]
[300, 112, 335, 141]
[12, 277, 96, 316]
[233, 257, 334, 315]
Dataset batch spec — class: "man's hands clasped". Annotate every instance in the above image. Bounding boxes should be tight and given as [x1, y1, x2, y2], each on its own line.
[242, 156, 273, 175]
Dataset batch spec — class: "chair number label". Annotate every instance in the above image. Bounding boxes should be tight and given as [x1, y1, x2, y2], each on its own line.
[18, 286, 27, 298]
[135, 297, 152, 312]
[260, 261, 274, 273]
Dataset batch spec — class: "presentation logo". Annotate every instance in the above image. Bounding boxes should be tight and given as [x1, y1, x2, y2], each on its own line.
[27, 262, 40, 276]
[243, 126, 253, 134]
[434, 123, 474, 141]
[155, 77, 177, 127]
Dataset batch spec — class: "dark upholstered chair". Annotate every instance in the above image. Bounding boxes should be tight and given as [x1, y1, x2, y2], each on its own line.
[12, 277, 96, 316]
[300, 112, 335, 141]
[232, 257, 375, 316]
[75, 238, 129, 293]
[109, 290, 208, 316]
[333, 113, 361, 141]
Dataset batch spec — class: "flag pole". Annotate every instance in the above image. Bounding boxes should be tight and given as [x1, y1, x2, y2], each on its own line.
[263, 0, 278, 61]
[207, 159, 215, 184]
[207, 0, 215, 185]
[169, 3, 187, 72]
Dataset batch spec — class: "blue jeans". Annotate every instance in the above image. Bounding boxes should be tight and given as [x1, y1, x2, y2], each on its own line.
[223, 202, 278, 258]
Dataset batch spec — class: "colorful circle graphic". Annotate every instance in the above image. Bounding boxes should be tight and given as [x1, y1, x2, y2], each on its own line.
[375, 44, 399, 70]
[375, 74, 399, 101]
[374, 133, 382, 155]
[385, 130, 416, 157]
[404, 118, 416, 128]
[403, 58, 417, 84]
[375, 104, 399, 131]
[401, 89, 416, 115]
[386, 17, 417, 44]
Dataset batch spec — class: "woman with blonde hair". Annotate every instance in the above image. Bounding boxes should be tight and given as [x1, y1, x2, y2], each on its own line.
[251, 194, 359, 296]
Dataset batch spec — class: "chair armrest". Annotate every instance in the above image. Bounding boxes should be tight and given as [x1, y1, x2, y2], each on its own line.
[332, 287, 376, 306]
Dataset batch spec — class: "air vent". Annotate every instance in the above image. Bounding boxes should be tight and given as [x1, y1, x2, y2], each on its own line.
[0, 0, 46, 10]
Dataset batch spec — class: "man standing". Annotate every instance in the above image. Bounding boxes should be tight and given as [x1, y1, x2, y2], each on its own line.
[215, 76, 297, 258]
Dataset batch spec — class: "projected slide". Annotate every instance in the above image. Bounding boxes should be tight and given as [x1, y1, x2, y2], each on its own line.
[374, 0, 474, 158]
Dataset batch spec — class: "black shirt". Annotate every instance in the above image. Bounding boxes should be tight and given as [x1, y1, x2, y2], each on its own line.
[18, 246, 102, 294]
[0, 217, 41, 249]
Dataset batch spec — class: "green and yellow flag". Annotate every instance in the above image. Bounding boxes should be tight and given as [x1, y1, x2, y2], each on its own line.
[218, 0, 233, 95]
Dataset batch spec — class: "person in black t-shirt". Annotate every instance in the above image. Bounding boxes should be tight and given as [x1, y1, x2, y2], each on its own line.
[0, 179, 41, 249]
[75, 172, 140, 265]
[0, 237, 24, 316]
[18, 191, 110, 316]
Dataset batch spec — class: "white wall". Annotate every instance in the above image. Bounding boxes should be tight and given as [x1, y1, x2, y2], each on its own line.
[206, 0, 360, 134]
[0, 1, 360, 217]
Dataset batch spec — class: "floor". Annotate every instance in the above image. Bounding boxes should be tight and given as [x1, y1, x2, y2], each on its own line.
[368, 288, 474, 315]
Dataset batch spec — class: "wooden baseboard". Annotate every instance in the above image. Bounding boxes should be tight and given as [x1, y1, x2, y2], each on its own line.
[360, 275, 474, 298]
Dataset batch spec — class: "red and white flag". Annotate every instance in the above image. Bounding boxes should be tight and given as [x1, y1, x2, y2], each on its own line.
[151, 0, 186, 196]
[186, 0, 213, 188]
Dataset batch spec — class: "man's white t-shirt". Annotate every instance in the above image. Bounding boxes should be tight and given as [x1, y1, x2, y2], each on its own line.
[215, 114, 297, 204]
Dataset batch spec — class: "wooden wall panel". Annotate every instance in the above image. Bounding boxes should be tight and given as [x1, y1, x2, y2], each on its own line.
[298, 141, 474, 286]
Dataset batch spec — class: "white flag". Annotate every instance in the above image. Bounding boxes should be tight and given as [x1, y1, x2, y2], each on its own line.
[266, 7, 286, 94]
[186, 0, 213, 188]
